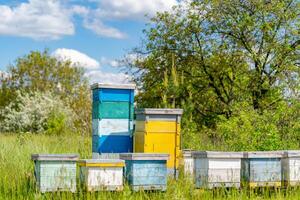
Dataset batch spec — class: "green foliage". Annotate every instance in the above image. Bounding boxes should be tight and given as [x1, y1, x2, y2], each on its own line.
[0, 50, 91, 134]
[126, 0, 300, 150]
[213, 101, 300, 151]
[46, 111, 69, 135]
[0, 90, 75, 134]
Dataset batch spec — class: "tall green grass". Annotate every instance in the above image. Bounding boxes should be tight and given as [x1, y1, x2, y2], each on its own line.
[1, 133, 300, 199]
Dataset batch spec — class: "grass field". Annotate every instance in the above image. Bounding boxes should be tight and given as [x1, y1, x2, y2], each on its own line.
[1, 133, 300, 200]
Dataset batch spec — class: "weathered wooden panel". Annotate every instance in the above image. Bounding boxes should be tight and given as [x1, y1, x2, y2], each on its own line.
[208, 159, 241, 169]
[193, 152, 242, 189]
[133, 131, 145, 152]
[32, 154, 78, 193]
[248, 159, 281, 182]
[92, 101, 134, 119]
[181, 150, 194, 176]
[93, 88, 134, 103]
[120, 154, 168, 191]
[79, 159, 124, 191]
[242, 151, 283, 188]
[282, 151, 300, 186]
[92, 119, 133, 136]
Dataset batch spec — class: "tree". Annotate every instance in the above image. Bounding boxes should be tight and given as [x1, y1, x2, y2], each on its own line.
[0, 50, 91, 133]
[126, 0, 300, 128]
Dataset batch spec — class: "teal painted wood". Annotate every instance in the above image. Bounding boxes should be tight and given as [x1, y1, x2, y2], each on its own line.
[123, 160, 167, 191]
[92, 101, 134, 119]
[34, 161, 77, 193]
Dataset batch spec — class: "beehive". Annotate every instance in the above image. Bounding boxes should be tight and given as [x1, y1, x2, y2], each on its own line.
[282, 150, 300, 187]
[78, 159, 125, 191]
[134, 108, 183, 177]
[120, 153, 169, 191]
[181, 149, 194, 176]
[91, 83, 135, 158]
[192, 151, 243, 189]
[242, 151, 283, 188]
[31, 154, 79, 193]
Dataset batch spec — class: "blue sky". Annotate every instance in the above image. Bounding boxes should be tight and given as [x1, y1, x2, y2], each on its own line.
[0, 0, 177, 83]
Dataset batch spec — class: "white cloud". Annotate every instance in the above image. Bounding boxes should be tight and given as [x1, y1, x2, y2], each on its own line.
[52, 48, 100, 70]
[96, 0, 178, 20]
[80, 0, 178, 38]
[85, 70, 131, 84]
[0, 0, 74, 40]
[100, 57, 121, 67]
[83, 18, 126, 39]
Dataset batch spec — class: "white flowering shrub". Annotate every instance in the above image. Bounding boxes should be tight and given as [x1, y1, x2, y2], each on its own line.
[0, 91, 75, 134]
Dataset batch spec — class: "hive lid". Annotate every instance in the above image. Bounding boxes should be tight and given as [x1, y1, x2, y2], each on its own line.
[284, 150, 300, 158]
[91, 83, 136, 90]
[245, 151, 284, 158]
[31, 154, 79, 161]
[119, 153, 169, 160]
[78, 159, 125, 167]
[135, 108, 183, 115]
[182, 149, 194, 158]
[192, 151, 243, 158]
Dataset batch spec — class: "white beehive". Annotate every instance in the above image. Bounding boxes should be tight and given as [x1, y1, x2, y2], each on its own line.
[282, 150, 300, 187]
[78, 159, 125, 191]
[192, 151, 243, 189]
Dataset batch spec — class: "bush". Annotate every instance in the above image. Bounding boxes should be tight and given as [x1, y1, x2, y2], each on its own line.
[212, 101, 300, 151]
[0, 90, 75, 134]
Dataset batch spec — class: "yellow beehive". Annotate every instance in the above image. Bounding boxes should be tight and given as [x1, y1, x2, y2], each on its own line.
[134, 108, 183, 176]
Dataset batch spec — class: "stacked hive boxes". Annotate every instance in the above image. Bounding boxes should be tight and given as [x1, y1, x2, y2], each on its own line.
[134, 108, 183, 177]
[91, 83, 135, 158]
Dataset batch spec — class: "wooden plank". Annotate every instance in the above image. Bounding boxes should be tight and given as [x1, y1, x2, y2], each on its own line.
[93, 119, 133, 136]
[208, 159, 241, 169]
[123, 159, 168, 191]
[80, 166, 123, 191]
[98, 135, 133, 153]
[35, 161, 77, 193]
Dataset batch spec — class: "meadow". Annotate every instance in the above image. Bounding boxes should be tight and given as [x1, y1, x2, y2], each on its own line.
[1, 133, 300, 200]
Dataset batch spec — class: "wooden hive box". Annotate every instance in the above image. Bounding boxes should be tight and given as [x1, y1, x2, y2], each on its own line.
[91, 83, 135, 159]
[31, 154, 79, 193]
[282, 150, 300, 187]
[120, 153, 169, 191]
[181, 149, 194, 176]
[78, 159, 125, 191]
[242, 151, 283, 188]
[192, 151, 243, 189]
[134, 108, 183, 177]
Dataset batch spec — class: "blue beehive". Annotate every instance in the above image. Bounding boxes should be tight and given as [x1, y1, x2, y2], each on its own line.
[91, 83, 135, 158]
[31, 154, 79, 193]
[120, 153, 169, 191]
[242, 151, 284, 188]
